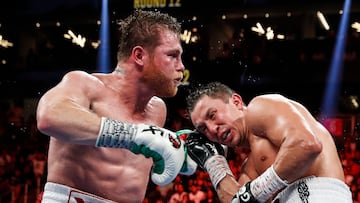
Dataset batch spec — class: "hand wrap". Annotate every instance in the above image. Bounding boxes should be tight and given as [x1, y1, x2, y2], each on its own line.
[231, 165, 288, 203]
[250, 165, 288, 202]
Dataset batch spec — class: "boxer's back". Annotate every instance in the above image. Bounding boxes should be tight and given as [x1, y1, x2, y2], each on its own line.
[290, 99, 344, 180]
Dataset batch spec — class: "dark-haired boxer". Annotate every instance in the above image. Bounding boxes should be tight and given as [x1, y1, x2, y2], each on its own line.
[185, 81, 352, 203]
[36, 10, 196, 203]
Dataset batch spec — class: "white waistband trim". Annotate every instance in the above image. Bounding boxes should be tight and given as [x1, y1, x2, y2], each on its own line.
[42, 182, 116, 203]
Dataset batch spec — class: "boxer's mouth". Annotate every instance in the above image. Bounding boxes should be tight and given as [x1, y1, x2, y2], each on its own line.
[221, 130, 231, 141]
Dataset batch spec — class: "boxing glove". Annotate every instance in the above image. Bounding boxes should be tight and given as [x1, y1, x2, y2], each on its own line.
[185, 131, 234, 188]
[176, 129, 198, 176]
[95, 117, 186, 186]
[231, 182, 259, 203]
[185, 131, 225, 169]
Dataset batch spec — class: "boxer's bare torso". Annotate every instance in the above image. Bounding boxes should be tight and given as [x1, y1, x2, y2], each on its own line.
[42, 71, 165, 202]
[240, 95, 344, 188]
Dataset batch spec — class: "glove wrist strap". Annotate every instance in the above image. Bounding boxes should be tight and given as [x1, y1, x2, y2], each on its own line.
[96, 117, 137, 148]
[250, 165, 289, 202]
[204, 155, 234, 189]
[231, 182, 259, 203]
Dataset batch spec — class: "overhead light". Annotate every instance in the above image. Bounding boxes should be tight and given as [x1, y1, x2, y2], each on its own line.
[91, 40, 101, 49]
[0, 35, 13, 48]
[317, 11, 330, 30]
[64, 30, 86, 48]
[251, 22, 265, 35]
[251, 23, 285, 40]
[351, 22, 360, 32]
[265, 27, 274, 40]
[277, 34, 285, 39]
[180, 30, 198, 44]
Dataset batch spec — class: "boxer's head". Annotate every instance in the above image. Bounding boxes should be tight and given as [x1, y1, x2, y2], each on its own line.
[116, 9, 181, 62]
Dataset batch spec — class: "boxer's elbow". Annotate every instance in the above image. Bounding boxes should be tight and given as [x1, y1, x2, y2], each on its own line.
[285, 129, 323, 156]
[300, 134, 323, 156]
[36, 112, 51, 135]
[36, 107, 57, 136]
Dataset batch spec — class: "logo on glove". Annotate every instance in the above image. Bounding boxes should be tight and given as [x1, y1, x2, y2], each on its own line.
[143, 125, 182, 149]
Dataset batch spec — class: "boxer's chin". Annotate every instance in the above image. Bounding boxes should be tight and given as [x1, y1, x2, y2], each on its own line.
[159, 85, 178, 98]
[163, 89, 178, 98]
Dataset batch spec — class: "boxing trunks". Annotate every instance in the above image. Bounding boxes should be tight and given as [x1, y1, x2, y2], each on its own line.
[41, 182, 117, 203]
[272, 176, 352, 203]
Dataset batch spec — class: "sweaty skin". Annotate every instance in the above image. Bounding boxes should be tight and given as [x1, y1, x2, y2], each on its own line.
[37, 27, 185, 202]
[190, 94, 344, 203]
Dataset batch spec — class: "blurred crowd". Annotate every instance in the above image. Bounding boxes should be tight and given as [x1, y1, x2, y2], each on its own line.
[0, 97, 359, 203]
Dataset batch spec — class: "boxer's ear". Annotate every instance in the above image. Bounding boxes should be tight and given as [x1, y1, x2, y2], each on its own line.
[132, 46, 145, 66]
[231, 93, 244, 109]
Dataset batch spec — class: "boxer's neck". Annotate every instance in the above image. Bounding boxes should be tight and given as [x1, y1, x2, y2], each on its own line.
[114, 66, 125, 74]
[114, 66, 126, 74]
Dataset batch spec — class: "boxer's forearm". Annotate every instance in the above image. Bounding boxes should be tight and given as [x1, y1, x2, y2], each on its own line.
[273, 135, 322, 183]
[217, 175, 242, 203]
[37, 101, 102, 145]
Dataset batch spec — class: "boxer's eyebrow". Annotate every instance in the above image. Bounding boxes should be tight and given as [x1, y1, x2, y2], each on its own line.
[166, 49, 182, 56]
[195, 108, 214, 134]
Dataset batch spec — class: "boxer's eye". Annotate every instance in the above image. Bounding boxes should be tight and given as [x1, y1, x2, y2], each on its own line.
[209, 110, 216, 120]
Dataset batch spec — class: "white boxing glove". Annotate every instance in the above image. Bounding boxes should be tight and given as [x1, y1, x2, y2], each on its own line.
[96, 117, 185, 186]
[176, 129, 198, 176]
